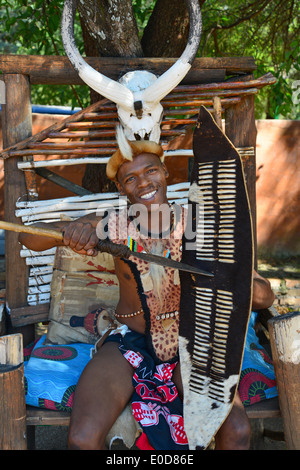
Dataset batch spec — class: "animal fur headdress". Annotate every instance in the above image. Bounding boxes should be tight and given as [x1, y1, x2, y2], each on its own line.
[106, 126, 164, 182]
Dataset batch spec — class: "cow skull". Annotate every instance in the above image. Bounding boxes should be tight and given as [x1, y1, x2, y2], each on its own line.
[61, 0, 202, 142]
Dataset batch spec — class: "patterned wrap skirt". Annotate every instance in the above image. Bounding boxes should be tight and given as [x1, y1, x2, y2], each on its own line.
[104, 326, 189, 450]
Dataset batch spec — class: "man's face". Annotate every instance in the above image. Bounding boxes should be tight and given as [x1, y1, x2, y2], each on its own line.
[115, 152, 169, 209]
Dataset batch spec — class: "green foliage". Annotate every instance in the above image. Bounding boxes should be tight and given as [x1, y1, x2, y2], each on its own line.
[0, 0, 90, 108]
[199, 0, 300, 119]
[0, 0, 64, 54]
[132, 0, 156, 31]
[1, 0, 299, 118]
[265, 39, 300, 120]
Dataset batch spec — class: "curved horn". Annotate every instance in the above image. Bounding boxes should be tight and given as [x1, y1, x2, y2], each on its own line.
[142, 0, 202, 105]
[61, 0, 133, 110]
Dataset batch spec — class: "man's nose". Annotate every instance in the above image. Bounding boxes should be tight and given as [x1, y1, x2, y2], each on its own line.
[137, 174, 151, 188]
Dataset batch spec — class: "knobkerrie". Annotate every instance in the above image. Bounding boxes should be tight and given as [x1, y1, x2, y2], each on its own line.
[179, 106, 254, 450]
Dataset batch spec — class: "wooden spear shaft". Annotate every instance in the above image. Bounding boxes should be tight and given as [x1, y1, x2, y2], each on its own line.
[0, 220, 64, 241]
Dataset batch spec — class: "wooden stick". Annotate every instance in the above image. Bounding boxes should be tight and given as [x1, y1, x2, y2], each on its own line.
[17, 157, 110, 168]
[67, 121, 117, 129]
[82, 112, 118, 119]
[46, 129, 184, 139]
[0, 220, 63, 241]
[12, 148, 116, 157]
[27, 140, 117, 149]
[172, 72, 276, 93]
[162, 97, 241, 107]
[48, 130, 116, 139]
[16, 149, 196, 169]
[162, 87, 258, 99]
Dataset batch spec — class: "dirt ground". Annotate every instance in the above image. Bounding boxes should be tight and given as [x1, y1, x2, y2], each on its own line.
[257, 252, 300, 281]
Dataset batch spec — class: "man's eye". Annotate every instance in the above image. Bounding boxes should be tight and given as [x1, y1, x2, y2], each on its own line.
[125, 176, 134, 183]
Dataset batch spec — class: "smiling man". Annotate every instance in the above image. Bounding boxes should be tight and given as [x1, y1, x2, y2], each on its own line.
[19, 128, 274, 450]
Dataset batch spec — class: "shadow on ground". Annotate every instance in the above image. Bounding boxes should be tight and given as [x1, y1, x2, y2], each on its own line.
[34, 417, 287, 450]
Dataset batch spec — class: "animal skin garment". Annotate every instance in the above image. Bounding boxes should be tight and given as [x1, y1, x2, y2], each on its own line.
[179, 106, 254, 449]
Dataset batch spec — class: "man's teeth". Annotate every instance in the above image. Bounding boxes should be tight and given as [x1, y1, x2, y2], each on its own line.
[140, 190, 156, 200]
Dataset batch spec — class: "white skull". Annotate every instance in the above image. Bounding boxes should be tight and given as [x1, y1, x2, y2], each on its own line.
[117, 71, 163, 142]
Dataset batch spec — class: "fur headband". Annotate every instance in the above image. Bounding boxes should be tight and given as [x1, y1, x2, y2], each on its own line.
[106, 126, 164, 181]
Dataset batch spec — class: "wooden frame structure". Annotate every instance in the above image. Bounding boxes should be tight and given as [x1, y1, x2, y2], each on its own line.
[0, 55, 272, 319]
[0, 54, 283, 450]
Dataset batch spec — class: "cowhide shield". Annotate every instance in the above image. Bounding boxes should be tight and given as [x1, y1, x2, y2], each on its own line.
[179, 106, 254, 450]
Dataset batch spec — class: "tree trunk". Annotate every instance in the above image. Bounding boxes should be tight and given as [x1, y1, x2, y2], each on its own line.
[142, 0, 189, 57]
[78, 0, 143, 193]
[142, 0, 206, 57]
[78, 0, 143, 58]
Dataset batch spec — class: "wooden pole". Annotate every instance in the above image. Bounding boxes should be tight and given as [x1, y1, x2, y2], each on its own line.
[224, 77, 258, 267]
[0, 334, 27, 450]
[0, 55, 257, 85]
[268, 311, 300, 450]
[2, 73, 33, 345]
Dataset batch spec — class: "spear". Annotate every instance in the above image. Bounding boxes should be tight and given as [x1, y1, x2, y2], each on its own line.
[0, 220, 213, 277]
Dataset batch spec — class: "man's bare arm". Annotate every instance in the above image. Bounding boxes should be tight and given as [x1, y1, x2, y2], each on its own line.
[19, 213, 102, 256]
[252, 270, 275, 310]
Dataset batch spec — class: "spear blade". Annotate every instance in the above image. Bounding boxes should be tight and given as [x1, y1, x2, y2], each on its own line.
[97, 239, 213, 277]
[131, 250, 213, 277]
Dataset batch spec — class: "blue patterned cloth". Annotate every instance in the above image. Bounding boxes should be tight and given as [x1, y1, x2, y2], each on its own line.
[238, 311, 278, 405]
[24, 335, 93, 411]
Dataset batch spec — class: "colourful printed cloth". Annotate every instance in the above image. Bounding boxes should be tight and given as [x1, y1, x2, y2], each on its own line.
[105, 328, 188, 450]
[238, 311, 278, 405]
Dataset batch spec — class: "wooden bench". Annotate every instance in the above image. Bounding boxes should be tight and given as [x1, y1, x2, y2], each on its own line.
[3, 242, 284, 450]
[24, 398, 283, 451]
[25, 398, 281, 427]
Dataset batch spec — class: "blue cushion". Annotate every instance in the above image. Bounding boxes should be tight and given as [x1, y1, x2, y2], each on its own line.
[24, 335, 93, 411]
